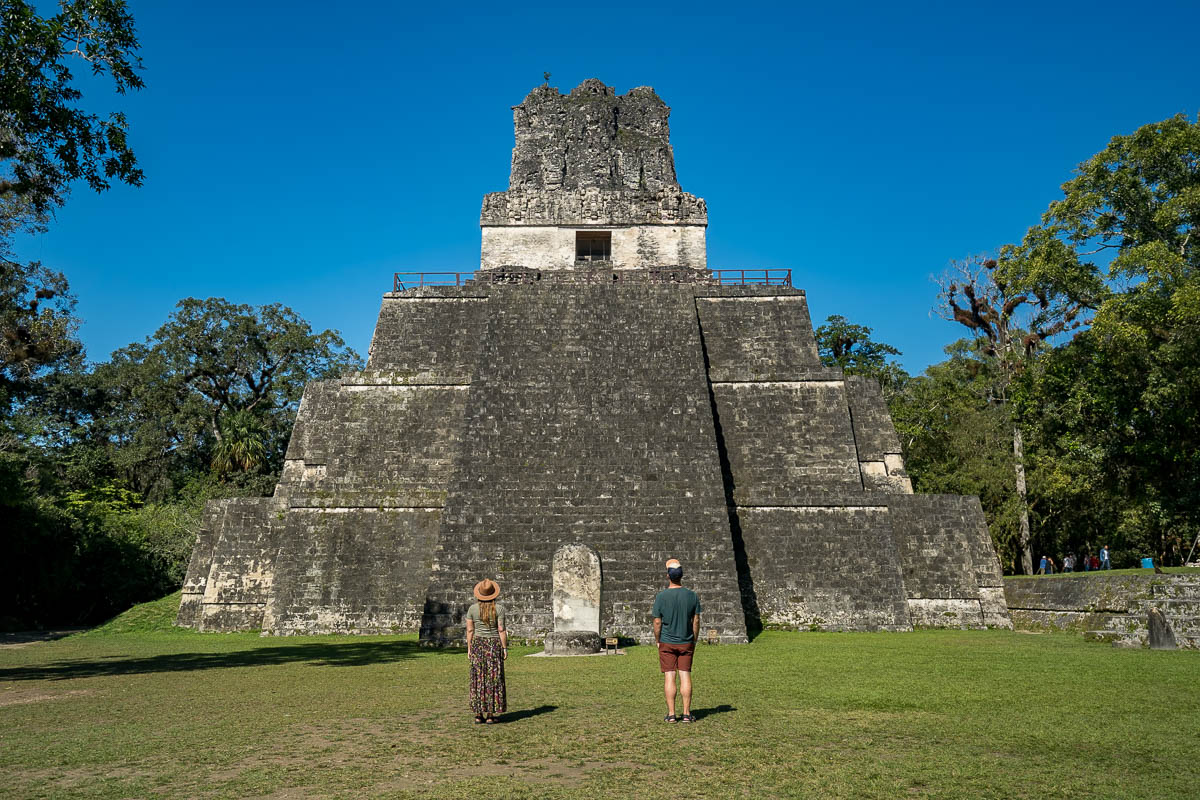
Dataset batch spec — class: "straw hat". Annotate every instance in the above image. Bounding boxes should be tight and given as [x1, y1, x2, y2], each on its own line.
[665, 558, 682, 570]
[473, 579, 500, 601]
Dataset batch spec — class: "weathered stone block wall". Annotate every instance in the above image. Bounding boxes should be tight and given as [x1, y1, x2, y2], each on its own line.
[1005, 573, 1150, 614]
[480, 224, 706, 271]
[178, 292, 483, 633]
[193, 498, 278, 631]
[366, 294, 488, 379]
[713, 382, 863, 502]
[420, 284, 748, 645]
[177, 499, 230, 628]
[737, 505, 912, 630]
[695, 293, 822, 380]
[691, 286, 1006, 631]
[481, 188, 707, 227]
[886, 494, 1008, 628]
[888, 495, 979, 600]
[845, 376, 912, 493]
[1004, 573, 1200, 648]
[280, 379, 467, 508]
[262, 508, 441, 634]
[955, 496, 1009, 626]
[507, 80, 677, 193]
[247, 293, 482, 633]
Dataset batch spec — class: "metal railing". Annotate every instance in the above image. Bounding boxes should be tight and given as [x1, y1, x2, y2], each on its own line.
[393, 272, 473, 291]
[711, 269, 792, 286]
[392, 268, 793, 291]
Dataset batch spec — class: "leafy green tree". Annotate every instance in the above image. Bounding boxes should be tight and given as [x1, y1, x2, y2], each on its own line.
[0, 0, 144, 216]
[0, 257, 86, 512]
[0, 0, 143, 511]
[998, 113, 1200, 567]
[1012, 337, 1132, 565]
[0, 2, 230, 627]
[815, 314, 908, 400]
[91, 297, 362, 498]
[1000, 113, 1196, 302]
[2, 293, 362, 628]
[934, 256, 1087, 573]
[0, 261, 81, 401]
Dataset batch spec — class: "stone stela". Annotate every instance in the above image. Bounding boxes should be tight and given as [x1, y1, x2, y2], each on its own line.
[544, 544, 603, 655]
[176, 79, 1012, 643]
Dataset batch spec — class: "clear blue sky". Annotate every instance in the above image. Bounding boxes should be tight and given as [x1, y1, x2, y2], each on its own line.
[15, 0, 1200, 373]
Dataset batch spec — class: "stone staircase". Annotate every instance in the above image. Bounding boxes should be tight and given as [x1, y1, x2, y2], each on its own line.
[420, 284, 749, 645]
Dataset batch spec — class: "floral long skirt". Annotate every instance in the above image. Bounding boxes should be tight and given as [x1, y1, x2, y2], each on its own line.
[468, 638, 507, 715]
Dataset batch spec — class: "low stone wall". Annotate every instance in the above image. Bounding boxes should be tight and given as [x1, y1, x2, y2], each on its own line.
[1004, 573, 1200, 649]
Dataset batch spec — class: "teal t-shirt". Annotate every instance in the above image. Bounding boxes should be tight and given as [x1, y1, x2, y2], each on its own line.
[651, 587, 702, 644]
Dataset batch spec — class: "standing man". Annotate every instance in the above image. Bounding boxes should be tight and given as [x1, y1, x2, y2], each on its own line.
[1100, 545, 1111, 570]
[652, 558, 702, 724]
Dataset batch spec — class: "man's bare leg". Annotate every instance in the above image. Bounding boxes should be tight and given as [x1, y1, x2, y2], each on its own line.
[679, 670, 692, 717]
[663, 670, 677, 717]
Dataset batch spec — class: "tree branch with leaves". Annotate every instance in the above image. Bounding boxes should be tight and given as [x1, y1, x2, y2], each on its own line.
[935, 255, 1087, 574]
[814, 314, 908, 401]
[0, 0, 144, 217]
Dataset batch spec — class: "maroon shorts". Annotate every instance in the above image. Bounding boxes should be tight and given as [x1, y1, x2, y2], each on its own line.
[658, 641, 695, 673]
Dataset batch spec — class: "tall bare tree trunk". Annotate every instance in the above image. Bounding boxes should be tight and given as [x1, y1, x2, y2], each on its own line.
[1012, 425, 1033, 574]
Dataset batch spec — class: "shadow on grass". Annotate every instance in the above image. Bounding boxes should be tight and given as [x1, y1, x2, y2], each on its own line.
[0, 639, 460, 682]
[500, 704, 557, 723]
[691, 704, 736, 720]
[0, 629, 85, 645]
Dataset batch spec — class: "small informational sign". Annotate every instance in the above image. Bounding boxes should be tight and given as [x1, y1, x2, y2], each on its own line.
[706, 629, 719, 645]
[604, 637, 619, 654]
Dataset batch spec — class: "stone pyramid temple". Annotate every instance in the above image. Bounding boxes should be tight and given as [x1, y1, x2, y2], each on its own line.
[178, 79, 1011, 643]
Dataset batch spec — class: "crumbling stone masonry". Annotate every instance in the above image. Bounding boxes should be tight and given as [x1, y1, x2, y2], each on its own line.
[178, 79, 1011, 642]
[1004, 573, 1200, 649]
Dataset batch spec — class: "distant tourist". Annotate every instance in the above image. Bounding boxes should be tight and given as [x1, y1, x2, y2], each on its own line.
[652, 558, 702, 723]
[1038, 555, 1049, 575]
[1047, 556, 1056, 575]
[1084, 553, 1092, 572]
[1100, 545, 1112, 570]
[465, 578, 508, 724]
[1090, 554, 1101, 571]
[1063, 554, 1075, 573]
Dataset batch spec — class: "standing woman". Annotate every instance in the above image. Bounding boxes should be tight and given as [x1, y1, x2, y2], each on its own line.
[465, 578, 508, 724]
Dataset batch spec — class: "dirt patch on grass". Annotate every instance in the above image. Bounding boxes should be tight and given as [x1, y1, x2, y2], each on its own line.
[0, 686, 94, 706]
[457, 757, 652, 784]
[367, 758, 657, 793]
[216, 717, 436, 777]
[10, 764, 148, 796]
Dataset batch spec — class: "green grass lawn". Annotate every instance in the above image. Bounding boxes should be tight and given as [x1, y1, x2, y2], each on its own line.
[2, 593, 1196, 800]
